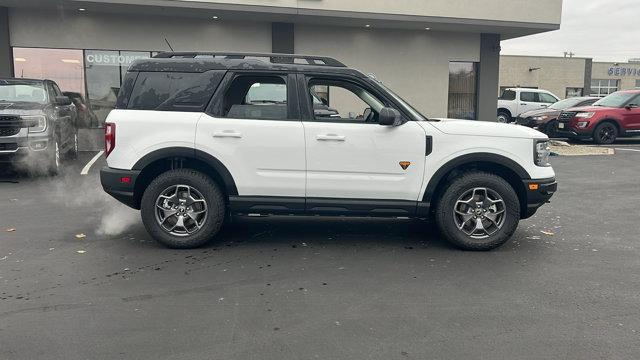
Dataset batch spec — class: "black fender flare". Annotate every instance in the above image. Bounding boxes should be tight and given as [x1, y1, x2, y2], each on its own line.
[132, 146, 238, 195]
[422, 152, 530, 203]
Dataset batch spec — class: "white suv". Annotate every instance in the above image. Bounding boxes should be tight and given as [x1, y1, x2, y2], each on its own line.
[100, 52, 557, 251]
[498, 88, 560, 123]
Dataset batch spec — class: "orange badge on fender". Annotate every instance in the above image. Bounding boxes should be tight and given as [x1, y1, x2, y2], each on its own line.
[399, 161, 411, 170]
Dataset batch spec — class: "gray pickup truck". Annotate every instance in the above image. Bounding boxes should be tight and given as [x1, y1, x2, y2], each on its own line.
[0, 78, 78, 175]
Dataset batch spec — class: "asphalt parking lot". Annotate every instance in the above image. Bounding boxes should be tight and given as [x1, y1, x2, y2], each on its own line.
[1, 142, 640, 360]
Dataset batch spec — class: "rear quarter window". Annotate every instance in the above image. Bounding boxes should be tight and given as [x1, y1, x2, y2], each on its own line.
[499, 90, 516, 101]
[126, 70, 225, 111]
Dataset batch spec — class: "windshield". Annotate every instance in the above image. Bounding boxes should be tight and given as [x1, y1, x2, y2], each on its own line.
[0, 82, 47, 103]
[549, 98, 584, 110]
[374, 80, 427, 121]
[593, 92, 637, 108]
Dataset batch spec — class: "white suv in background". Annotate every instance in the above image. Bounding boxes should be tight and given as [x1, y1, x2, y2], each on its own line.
[498, 88, 560, 123]
[100, 52, 557, 251]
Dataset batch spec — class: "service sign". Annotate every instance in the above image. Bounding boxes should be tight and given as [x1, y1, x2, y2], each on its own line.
[608, 66, 640, 77]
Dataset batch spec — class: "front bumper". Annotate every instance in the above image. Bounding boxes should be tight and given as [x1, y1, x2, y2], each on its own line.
[100, 166, 141, 209]
[522, 177, 557, 219]
[515, 116, 536, 127]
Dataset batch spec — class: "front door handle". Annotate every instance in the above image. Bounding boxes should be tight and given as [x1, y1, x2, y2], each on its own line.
[316, 134, 345, 141]
[213, 130, 242, 138]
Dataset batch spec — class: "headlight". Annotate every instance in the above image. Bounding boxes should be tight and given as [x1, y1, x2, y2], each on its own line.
[24, 115, 47, 133]
[533, 115, 550, 122]
[535, 140, 551, 167]
[576, 121, 589, 128]
[575, 112, 595, 119]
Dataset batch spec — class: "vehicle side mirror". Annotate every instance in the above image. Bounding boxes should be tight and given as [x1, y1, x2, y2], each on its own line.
[55, 96, 72, 106]
[378, 107, 403, 126]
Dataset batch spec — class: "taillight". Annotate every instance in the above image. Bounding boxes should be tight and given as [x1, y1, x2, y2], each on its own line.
[105, 122, 116, 158]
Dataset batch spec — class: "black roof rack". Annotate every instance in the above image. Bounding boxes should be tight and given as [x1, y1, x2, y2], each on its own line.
[153, 52, 346, 68]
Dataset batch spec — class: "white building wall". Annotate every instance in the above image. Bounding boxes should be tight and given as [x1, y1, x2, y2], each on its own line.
[295, 25, 480, 118]
[8, 8, 272, 52]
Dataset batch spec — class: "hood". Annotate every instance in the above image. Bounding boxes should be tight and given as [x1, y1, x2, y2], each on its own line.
[0, 101, 47, 112]
[426, 118, 546, 139]
[565, 105, 614, 112]
[520, 108, 561, 118]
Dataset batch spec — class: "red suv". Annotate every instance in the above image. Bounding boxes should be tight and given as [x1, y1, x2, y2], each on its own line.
[556, 90, 640, 144]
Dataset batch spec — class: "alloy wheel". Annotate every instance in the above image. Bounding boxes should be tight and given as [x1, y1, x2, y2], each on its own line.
[453, 187, 506, 239]
[155, 184, 208, 236]
[597, 125, 615, 143]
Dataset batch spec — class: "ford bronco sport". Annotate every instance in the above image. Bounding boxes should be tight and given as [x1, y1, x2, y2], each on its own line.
[100, 52, 557, 251]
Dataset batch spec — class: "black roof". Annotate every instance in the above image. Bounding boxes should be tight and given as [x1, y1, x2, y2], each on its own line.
[128, 52, 366, 77]
[0, 78, 48, 84]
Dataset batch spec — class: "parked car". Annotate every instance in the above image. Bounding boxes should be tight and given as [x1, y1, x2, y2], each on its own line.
[515, 97, 599, 135]
[101, 52, 556, 251]
[0, 78, 78, 174]
[498, 88, 560, 123]
[63, 91, 98, 128]
[556, 90, 640, 144]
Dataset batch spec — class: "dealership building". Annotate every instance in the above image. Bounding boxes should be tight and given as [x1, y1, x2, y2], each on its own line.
[500, 55, 640, 99]
[0, 0, 562, 127]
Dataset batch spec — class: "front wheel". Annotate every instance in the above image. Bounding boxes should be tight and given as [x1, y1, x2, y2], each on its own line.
[141, 169, 226, 249]
[435, 172, 520, 251]
[593, 122, 618, 144]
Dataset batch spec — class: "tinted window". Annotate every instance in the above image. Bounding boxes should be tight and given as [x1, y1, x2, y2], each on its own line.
[223, 75, 287, 120]
[499, 90, 516, 101]
[520, 92, 536, 102]
[127, 71, 224, 111]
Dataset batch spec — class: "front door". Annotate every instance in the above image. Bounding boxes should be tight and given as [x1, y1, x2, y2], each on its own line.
[621, 94, 640, 131]
[196, 73, 306, 198]
[300, 75, 426, 201]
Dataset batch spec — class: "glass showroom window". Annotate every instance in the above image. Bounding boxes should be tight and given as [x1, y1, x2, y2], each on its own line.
[13, 48, 85, 95]
[448, 62, 478, 120]
[635, 79, 640, 89]
[566, 87, 583, 98]
[85, 50, 152, 127]
[590, 79, 619, 97]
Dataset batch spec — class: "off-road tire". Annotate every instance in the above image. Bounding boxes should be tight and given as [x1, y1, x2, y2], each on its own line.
[544, 120, 559, 137]
[435, 171, 520, 251]
[46, 138, 60, 176]
[141, 169, 225, 249]
[497, 111, 511, 123]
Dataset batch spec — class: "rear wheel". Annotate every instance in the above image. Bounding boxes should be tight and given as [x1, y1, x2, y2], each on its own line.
[141, 169, 225, 249]
[497, 111, 511, 123]
[593, 122, 618, 144]
[435, 171, 520, 251]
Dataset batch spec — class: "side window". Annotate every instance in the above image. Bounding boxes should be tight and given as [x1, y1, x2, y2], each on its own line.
[127, 71, 224, 112]
[51, 83, 63, 97]
[499, 90, 516, 101]
[539, 93, 558, 103]
[223, 75, 287, 120]
[520, 92, 536, 102]
[307, 78, 386, 122]
[45, 83, 57, 101]
[629, 95, 640, 107]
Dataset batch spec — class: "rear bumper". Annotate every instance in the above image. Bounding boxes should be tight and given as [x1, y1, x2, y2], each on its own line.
[522, 177, 557, 219]
[100, 166, 141, 209]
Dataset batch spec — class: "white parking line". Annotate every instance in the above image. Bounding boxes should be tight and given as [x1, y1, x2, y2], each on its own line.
[615, 148, 640, 152]
[81, 150, 105, 175]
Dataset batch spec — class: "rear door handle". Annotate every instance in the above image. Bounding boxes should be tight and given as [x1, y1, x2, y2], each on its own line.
[316, 134, 345, 141]
[213, 130, 242, 138]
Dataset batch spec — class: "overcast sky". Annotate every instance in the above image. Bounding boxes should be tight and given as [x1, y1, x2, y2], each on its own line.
[501, 0, 640, 62]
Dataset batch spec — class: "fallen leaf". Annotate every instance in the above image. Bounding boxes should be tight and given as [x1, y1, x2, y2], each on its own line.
[75, 233, 86, 239]
[5, 228, 15, 232]
[541, 231, 554, 236]
[76, 250, 86, 254]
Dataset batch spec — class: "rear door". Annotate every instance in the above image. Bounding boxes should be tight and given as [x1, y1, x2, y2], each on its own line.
[196, 72, 306, 199]
[299, 74, 426, 203]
